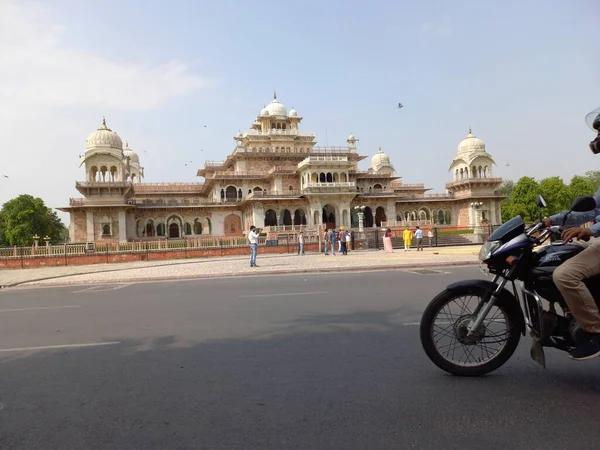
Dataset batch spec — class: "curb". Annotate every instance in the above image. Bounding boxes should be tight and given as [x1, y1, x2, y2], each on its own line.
[11, 260, 480, 288]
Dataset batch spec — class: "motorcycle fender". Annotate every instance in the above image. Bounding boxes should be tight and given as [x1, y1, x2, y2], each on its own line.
[446, 279, 526, 336]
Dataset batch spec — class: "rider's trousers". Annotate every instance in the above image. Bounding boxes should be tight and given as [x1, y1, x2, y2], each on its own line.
[554, 238, 600, 333]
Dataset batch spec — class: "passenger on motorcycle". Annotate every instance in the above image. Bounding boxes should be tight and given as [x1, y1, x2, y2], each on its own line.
[543, 107, 600, 360]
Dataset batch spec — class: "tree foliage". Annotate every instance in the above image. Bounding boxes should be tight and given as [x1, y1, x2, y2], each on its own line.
[500, 172, 599, 223]
[0, 195, 66, 246]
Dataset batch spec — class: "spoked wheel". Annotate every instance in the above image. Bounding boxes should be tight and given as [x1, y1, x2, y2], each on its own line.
[420, 285, 522, 376]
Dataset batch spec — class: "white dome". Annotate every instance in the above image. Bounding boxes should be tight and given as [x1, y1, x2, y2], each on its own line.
[289, 108, 297, 117]
[371, 147, 391, 168]
[260, 92, 287, 117]
[457, 128, 486, 154]
[123, 143, 139, 163]
[86, 118, 123, 150]
[347, 133, 356, 143]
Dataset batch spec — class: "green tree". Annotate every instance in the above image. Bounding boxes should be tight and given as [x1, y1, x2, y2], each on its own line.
[498, 180, 515, 222]
[568, 175, 595, 199]
[0, 195, 66, 246]
[539, 176, 570, 215]
[584, 170, 600, 187]
[503, 176, 540, 222]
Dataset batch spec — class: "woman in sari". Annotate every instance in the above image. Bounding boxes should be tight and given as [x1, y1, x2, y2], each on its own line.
[383, 228, 393, 253]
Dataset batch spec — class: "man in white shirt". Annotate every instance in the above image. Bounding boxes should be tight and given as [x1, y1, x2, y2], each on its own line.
[414, 226, 424, 251]
[248, 225, 259, 267]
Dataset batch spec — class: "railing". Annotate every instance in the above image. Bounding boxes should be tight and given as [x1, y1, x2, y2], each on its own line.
[424, 193, 454, 199]
[298, 156, 350, 168]
[245, 191, 302, 199]
[446, 177, 502, 187]
[134, 182, 204, 192]
[204, 161, 226, 168]
[390, 183, 426, 189]
[312, 146, 353, 153]
[359, 189, 396, 195]
[244, 129, 315, 137]
[129, 198, 241, 206]
[303, 182, 356, 188]
[209, 171, 265, 179]
[76, 181, 132, 188]
[268, 165, 298, 174]
[69, 198, 129, 206]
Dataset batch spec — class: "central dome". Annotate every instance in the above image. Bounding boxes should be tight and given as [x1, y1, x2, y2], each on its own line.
[371, 147, 391, 167]
[457, 128, 486, 154]
[260, 92, 288, 117]
[86, 118, 123, 150]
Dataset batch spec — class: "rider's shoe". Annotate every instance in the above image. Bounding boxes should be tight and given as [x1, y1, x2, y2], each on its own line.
[569, 332, 600, 361]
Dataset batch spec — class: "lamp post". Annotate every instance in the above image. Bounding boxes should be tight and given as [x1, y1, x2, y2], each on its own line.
[44, 235, 51, 247]
[354, 205, 366, 232]
[470, 201, 484, 243]
[32, 234, 40, 248]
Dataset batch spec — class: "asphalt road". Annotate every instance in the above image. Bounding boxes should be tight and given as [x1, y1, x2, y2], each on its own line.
[1, 267, 599, 450]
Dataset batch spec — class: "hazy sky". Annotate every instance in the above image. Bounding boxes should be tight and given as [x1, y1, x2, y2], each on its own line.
[1, 0, 599, 222]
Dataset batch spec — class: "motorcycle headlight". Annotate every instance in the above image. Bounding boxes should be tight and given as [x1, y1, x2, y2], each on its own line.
[479, 240, 500, 261]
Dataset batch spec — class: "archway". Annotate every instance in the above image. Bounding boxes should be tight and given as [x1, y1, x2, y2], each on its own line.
[168, 223, 180, 238]
[319, 173, 326, 183]
[313, 210, 320, 225]
[375, 206, 386, 226]
[225, 186, 237, 201]
[224, 214, 242, 235]
[326, 173, 333, 183]
[193, 219, 203, 235]
[282, 209, 292, 226]
[184, 223, 192, 236]
[264, 209, 277, 227]
[145, 220, 155, 237]
[322, 204, 336, 228]
[374, 183, 383, 190]
[293, 209, 307, 226]
[364, 207, 374, 228]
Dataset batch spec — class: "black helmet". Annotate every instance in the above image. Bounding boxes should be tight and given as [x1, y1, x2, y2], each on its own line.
[586, 107, 600, 154]
[585, 107, 600, 131]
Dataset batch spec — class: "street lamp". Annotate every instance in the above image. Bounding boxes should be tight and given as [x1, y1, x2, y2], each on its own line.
[354, 205, 366, 232]
[44, 235, 51, 247]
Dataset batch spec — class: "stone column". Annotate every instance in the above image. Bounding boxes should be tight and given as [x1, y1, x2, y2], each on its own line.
[251, 204, 265, 228]
[69, 211, 75, 242]
[386, 199, 396, 226]
[86, 211, 94, 242]
[118, 210, 127, 243]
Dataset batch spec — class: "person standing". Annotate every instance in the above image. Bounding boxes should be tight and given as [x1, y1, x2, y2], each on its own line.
[428, 228, 434, 247]
[402, 226, 412, 251]
[345, 229, 352, 253]
[339, 227, 348, 255]
[323, 229, 329, 255]
[383, 228, 393, 253]
[248, 225, 259, 267]
[297, 231, 305, 255]
[415, 226, 424, 251]
[329, 228, 337, 256]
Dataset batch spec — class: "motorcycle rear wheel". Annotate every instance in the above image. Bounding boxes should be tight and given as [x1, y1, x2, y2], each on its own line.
[420, 285, 522, 376]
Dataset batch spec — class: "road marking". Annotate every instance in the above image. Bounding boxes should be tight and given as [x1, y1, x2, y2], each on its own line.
[0, 305, 81, 313]
[0, 341, 121, 353]
[239, 291, 328, 298]
[72, 284, 131, 294]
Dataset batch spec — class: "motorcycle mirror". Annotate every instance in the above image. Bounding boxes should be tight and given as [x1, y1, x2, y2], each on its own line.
[537, 195, 547, 208]
[570, 196, 596, 213]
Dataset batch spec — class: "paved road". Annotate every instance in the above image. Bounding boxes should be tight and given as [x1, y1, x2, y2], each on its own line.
[0, 268, 599, 449]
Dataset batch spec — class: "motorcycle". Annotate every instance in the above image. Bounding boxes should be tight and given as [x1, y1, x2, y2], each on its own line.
[419, 195, 599, 376]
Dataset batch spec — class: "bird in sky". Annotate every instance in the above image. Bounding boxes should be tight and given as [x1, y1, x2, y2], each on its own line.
[505, 163, 510, 167]
[397, 103, 403, 109]
[3, 175, 8, 178]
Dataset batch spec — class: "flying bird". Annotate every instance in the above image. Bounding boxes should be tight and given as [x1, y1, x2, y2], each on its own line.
[397, 103, 403, 109]
[505, 163, 510, 167]
[3, 175, 8, 178]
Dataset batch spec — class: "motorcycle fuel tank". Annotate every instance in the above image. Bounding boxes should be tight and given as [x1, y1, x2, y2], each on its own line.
[534, 243, 585, 268]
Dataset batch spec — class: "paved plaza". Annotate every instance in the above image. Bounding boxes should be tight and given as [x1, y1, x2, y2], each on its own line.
[0, 246, 480, 287]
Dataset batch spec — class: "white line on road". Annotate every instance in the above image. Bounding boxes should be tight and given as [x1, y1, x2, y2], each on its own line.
[0, 305, 81, 313]
[72, 284, 131, 294]
[0, 341, 121, 353]
[239, 291, 328, 298]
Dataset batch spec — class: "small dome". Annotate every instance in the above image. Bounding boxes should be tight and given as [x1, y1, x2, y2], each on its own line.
[235, 131, 243, 139]
[86, 117, 123, 150]
[289, 107, 297, 117]
[371, 147, 391, 168]
[123, 142, 139, 163]
[457, 127, 486, 154]
[260, 91, 287, 117]
[347, 133, 356, 143]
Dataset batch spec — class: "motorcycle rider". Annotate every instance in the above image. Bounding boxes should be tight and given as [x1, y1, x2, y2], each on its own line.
[543, 107, 600, 360]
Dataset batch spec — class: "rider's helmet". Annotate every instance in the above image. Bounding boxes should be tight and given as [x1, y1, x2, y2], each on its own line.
[586, 107, 600, 154]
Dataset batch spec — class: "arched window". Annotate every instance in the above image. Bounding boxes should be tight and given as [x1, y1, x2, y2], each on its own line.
[319, 173, 326, 183]
[483, 166, 489, 178]
[184, 223, 192, 235]
[264, 209, 277, 226]
[238, 188, 243, 199]
[374, 183, 382, 190]
[102, 224, 111, 236]
[169, 223, 180, 239]
[326, 173, 333, 183]
[220, 189, 225, 199]
[156, 223, 166, 237]
[289, 185, 294, 192]
[333, 173, 339, 182]
[194, 219, 203, 235]
[225, 186, 237, 200]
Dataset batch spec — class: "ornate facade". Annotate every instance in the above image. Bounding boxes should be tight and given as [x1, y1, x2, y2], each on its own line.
[60, 94, 503, 242]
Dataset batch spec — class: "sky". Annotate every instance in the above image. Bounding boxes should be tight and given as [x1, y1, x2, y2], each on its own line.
[1, 0, 599, 223]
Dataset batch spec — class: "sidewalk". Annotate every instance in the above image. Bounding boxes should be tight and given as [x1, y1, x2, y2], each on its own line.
[0, 246, 481, 287]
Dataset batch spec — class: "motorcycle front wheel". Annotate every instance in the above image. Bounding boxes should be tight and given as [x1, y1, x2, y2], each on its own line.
[420, 284, 522, 376]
